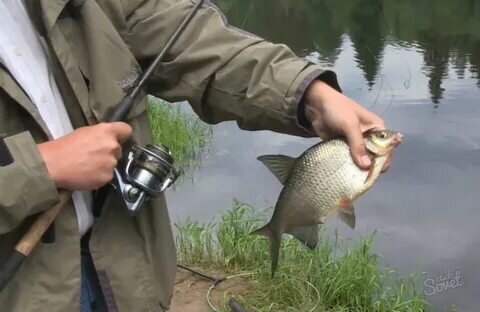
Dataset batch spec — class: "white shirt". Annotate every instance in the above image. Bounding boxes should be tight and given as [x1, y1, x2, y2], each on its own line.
[0, 0, 94, 235]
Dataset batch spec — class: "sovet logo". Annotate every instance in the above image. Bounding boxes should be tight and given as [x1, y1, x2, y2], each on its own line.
[423, 269, 464, 296]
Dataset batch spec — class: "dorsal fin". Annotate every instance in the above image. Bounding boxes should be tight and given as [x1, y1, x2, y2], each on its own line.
[257, 154, 296, 185]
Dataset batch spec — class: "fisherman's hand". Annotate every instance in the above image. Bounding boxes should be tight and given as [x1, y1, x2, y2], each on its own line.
[304, 80, 392, 172]
[37, 122, 133, 190]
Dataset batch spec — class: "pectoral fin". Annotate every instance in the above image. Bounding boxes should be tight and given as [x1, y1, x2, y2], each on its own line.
[257, 154, 296, 185]
[337, 198, 356, 229]
[339, 207, 356, 229]
[286, 225, 319, 249]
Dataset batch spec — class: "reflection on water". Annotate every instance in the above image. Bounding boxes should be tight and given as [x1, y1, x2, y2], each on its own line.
[214, 0, 480, 107]
[166, 1, 480, 310]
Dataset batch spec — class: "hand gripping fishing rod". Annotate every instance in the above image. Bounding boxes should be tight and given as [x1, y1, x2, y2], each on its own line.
[0, 0, 205, 292]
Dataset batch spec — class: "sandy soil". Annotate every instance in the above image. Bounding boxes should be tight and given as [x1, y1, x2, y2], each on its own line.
[171, 266, 252, 312]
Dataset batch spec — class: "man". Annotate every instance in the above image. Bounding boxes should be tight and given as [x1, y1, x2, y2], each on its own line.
[0, 0, 391, 311]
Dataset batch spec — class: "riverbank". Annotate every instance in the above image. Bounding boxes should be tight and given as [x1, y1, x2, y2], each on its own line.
[173, 200, 439, 312]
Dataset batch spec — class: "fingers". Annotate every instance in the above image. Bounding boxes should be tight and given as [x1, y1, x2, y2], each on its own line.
[108, 122, 133, 143]
[96, 122, 130, 160]
[358, 109, 385, 132]
[305, 84, 392, 172]
[114, 144, 123, 160]
[108, 123, 128, 160]
[343, 120, 372, 169]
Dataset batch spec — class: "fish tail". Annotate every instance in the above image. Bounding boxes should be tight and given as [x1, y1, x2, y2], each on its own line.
[269, 234, 281, 278]
[251, 223, 282, 278]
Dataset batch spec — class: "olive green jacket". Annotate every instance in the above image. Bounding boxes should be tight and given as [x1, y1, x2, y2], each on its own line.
[0, 0, 340, 311]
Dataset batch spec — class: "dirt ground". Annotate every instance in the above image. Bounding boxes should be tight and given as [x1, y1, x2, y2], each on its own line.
[171, 266, 252, 312]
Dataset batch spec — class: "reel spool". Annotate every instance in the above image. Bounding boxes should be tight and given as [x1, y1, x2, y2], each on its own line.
[113, 144, 180, 214]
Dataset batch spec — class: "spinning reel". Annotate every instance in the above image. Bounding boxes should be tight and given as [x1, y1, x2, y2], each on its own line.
[113, 143, 180, 214]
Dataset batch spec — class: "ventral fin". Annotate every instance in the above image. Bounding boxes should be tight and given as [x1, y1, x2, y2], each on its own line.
[257, 154, 296, 185]
[286, 225, 319, 250]
[337, 198, 355, 229]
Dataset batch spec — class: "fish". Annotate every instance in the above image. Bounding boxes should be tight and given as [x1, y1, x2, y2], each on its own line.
[251, 129, 403, 277]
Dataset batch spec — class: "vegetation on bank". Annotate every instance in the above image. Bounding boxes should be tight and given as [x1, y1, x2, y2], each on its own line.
[175, 201, 437, 312]
[146, 95, 454, 311]
[147, 96, 212, 179]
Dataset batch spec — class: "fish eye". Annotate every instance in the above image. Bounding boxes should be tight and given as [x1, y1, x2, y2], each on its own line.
[378, 131, 387, 139]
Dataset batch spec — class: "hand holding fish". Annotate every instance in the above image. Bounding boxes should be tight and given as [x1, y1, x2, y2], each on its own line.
[253, 80, 403, 276]
[304, 80, 392, 172]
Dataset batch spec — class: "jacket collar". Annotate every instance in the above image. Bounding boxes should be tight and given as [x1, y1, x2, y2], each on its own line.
[0, 65, 52, 137]
[24, 0, 69, 32]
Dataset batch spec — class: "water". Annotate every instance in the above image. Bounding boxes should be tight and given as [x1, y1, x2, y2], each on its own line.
[166, 1, 480, 310]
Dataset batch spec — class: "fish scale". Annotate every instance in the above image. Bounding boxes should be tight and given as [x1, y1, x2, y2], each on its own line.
[279, 140, 368, 230]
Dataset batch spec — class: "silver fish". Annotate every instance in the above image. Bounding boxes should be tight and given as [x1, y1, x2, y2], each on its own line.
[252, 129, 403, 276]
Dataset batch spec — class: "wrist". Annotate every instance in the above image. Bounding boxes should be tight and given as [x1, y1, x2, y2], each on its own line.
[37, 142, 65, 188]
[305, 80, 335, 105]
[303, 80, 334, 123]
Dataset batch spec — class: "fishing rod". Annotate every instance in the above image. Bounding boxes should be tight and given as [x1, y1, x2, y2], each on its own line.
[0, 0, 206, 292]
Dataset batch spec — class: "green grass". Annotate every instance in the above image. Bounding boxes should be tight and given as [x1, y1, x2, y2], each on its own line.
[147, 96, 212, 180]
[175, 200, 438, 312]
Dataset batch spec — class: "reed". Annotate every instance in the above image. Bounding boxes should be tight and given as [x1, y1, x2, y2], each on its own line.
[147, 96, 212, 181]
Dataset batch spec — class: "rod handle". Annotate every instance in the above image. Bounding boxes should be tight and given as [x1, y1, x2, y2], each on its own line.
[15, 191, 71, 256]
[0, 191, 71, 291]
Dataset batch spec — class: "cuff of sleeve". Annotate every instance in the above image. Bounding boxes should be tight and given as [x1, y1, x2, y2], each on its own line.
[285, 64, 342, 134]
[2, 131, 60, 221]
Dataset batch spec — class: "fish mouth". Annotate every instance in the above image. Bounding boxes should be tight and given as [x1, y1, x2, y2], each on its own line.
[392, 132, 403, 146]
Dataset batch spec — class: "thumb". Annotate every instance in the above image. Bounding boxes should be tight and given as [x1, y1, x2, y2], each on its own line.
[110, 122, 133, 143]
[344, 122, 371, 169]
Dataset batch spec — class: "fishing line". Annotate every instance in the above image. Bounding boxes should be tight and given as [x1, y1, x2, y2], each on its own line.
[178, 263, 321, 311]
[378, 75, 396, 118]
[176, 264, 253, 311]
[206, 272, 255, 311]
[177, 264, 217, 282]
[260, 275, 321, 312]
[240, 1, 254, 28]
[305, 280, 321, 312]
[371, 73, 385, 109]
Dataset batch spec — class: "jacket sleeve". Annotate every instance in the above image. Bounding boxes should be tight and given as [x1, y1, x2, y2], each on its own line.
[121, 0, 342, 137]
[0, 132, 60, 234]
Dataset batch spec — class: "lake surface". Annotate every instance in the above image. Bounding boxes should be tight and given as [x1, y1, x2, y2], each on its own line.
[166, 1, 480, 311]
